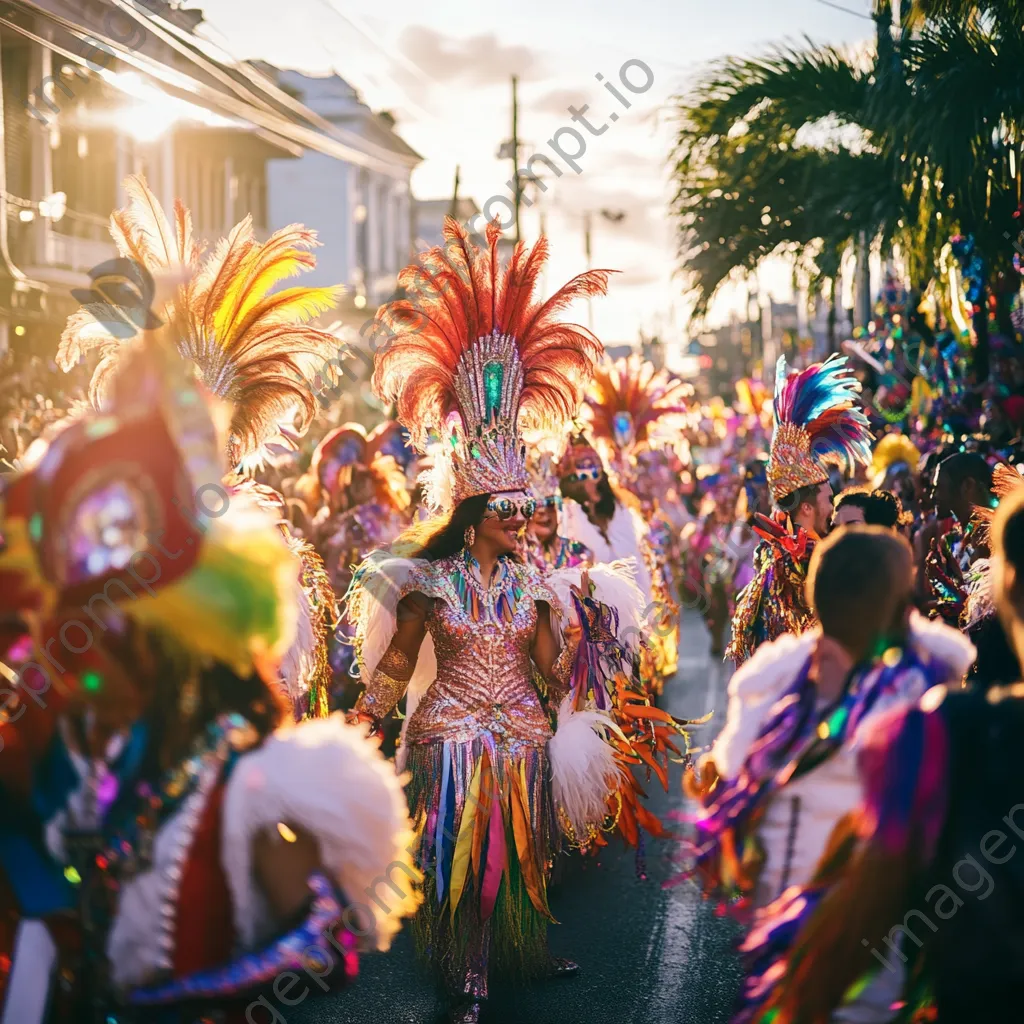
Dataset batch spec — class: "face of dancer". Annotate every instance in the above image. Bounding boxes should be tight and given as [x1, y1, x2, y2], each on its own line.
[832, 502, 866, 527]
[798, 481, 834, 536]
[478, 490, 535, 555]
[529, 500, 559, 544]
[569, 456, 604, 506]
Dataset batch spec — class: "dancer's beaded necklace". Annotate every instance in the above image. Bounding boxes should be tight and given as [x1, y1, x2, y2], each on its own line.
[452, 548, 525, 623]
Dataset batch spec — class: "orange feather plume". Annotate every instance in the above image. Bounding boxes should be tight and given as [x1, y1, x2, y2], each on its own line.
[585, 354, 692, 454]
[973, 462, 1024, 537]
[372, 217, 612, 448]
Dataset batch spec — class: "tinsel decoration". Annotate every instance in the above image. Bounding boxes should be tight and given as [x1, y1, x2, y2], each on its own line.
[950, 234, 986, 312]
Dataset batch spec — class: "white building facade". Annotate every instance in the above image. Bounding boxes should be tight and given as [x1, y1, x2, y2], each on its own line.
[266, 72, 421, 315]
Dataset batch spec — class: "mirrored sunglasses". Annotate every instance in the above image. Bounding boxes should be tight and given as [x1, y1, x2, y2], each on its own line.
[571, 467, 602, 482]
[486, 496, 537, 520]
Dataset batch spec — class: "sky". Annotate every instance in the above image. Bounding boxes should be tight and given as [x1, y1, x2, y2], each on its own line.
[195, 0, 873, 343]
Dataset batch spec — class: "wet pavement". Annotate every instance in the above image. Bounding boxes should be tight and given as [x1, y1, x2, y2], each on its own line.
[291, 611, 741, 1024]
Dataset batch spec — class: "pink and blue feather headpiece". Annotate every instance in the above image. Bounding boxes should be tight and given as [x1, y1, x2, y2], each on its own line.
[767, 354, 872, 504]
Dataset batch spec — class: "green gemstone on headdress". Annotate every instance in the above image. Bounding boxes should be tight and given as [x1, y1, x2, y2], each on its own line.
[484, 361, 504, 420]
[28, 513, 42, 542]
[470, 443, 481, 458]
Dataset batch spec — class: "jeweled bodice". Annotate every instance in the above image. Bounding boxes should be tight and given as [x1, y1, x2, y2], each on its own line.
[403, 554, 557, 749]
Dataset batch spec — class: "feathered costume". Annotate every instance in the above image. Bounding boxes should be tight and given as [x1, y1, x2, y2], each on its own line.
[583, 357, 690, 685]
[726, 356, 872, 665]
[57, 175, 342, 720]
[0, 338, 417, 1023]
[584, 355, 691, 477]
[748, 678, 1024, 1024]
[677, 615, 973, 1024]
[312, 422, 413, 707]
[344, 218, 687, 1009]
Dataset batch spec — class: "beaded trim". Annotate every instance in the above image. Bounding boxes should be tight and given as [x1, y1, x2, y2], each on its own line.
[153, 755, 226, 972]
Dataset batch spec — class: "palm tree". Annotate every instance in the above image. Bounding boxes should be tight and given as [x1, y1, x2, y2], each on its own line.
[669, 42, 911, 348]
[670, 0, 1024, 378]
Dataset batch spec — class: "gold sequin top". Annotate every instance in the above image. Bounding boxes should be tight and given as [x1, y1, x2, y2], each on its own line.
[402, 553, 561, 750]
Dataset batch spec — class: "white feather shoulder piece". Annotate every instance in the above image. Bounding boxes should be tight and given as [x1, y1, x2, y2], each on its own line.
[908, 609, 976, 680]
[545, 558, 645, 648]
[221, 715, 420, 952]
[711, 629, 819, 781]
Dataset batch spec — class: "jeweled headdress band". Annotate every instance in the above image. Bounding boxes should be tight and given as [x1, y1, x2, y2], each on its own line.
[371, 217, 612, 512]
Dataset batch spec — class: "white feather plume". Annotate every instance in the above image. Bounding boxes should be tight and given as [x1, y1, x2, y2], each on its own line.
[549, 696, 624, 838]
[222, 715, 421, 952]
[964, 559, 996, 631]
[279, 578, 316, 702]
[545, 558, 646, 649]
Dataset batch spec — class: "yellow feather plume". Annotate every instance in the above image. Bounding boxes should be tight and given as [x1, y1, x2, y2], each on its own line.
[58, 175, 344, 465]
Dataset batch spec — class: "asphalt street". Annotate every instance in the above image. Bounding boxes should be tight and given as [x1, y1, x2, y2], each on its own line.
[290, 610, 741, 1024]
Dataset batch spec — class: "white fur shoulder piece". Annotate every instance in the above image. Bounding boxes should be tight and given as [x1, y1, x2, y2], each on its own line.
[711, 629, 819, 781]
[908, 610, 977, 681]
[221, 715, 420, 952]
[545, 559, 645, 648]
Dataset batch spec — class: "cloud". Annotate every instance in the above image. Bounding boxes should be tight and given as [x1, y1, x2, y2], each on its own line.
[532, 87, 589, 118]
[599, 147, 662, 174]
[554, 185, 662, 244]
[398, 26, 540, 86]
[615, 266, 663, 288]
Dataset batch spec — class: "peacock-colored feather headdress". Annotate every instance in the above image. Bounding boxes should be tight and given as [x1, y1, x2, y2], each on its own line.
[768, 354, 872, 505]
[372, 217, 612, 510]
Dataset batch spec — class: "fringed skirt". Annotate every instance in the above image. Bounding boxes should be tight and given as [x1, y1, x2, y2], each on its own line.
[404, 735, 555, 992]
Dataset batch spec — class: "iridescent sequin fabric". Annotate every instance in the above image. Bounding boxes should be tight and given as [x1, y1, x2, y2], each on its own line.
[403, 554, 556, 750]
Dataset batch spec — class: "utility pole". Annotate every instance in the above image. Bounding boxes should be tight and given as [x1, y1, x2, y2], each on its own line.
[584, 210, 593, 329]
[511, 76, 521, 243]
[449, 164, 460, 220]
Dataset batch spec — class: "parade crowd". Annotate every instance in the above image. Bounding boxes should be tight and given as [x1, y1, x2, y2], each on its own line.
[1, 175, 1024, 1024]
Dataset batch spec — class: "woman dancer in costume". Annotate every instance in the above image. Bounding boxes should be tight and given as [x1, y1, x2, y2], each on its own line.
[0, 338, 418, 1024]
[57, 175, 342, 719]
[584, 355, 691, 686]
[523, 450, 592, 570]
[344, 218, 686, 1023]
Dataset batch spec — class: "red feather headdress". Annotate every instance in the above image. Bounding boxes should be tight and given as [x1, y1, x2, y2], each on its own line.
[58, 175, 343, 467]
[585, 355, 692, 461]
[372, 217, 612, 509]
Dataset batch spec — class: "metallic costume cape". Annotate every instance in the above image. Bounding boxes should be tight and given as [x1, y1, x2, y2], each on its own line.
[725, 514, 816, 667]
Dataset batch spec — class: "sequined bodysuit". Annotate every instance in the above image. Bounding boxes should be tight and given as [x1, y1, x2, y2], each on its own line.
[405, 588, 552, 749]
